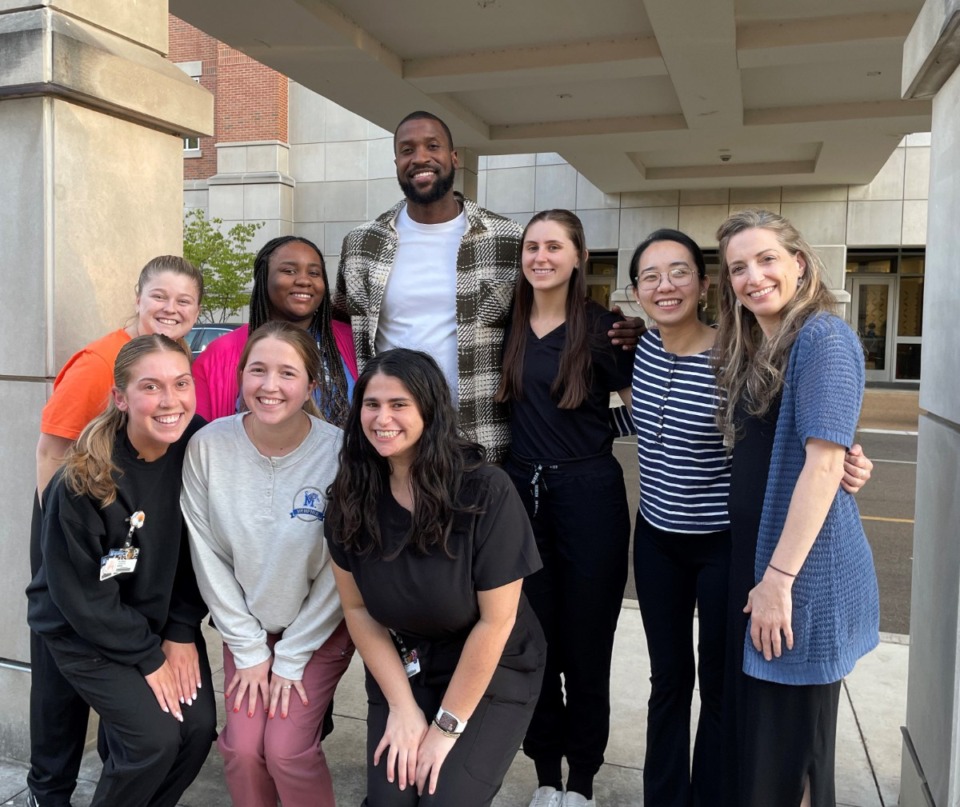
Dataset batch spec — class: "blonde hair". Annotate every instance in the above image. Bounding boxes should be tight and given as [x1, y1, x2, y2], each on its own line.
[62, 335, 190, 507]
[237, 321, 322, 419]
[713, 209, 838, 446]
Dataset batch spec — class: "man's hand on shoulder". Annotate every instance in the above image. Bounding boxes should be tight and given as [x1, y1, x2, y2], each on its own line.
[609, 305, 646, 350]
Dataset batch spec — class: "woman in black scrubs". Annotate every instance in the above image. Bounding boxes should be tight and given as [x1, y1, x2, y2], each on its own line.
[326, 348, 546, 807]
[26, 335, 215, 807]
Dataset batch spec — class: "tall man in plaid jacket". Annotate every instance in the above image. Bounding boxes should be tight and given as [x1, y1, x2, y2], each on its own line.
[333, 111, 638, 463]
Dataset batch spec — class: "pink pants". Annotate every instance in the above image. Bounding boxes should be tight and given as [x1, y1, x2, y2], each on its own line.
[219, 620, 354, 807]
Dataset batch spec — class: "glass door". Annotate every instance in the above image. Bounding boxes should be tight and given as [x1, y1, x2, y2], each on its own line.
[850, 277, 896, 383]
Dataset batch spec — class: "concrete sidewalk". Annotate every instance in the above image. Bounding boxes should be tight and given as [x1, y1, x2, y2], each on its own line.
[0, 604, 908, 806]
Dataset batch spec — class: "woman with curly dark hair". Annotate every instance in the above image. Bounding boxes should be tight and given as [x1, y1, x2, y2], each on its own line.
[326, 348, 545, 807]
[192, 235, 356, 426]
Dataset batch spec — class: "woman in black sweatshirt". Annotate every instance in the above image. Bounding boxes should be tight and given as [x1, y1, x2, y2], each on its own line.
[27, 334, 215, 807]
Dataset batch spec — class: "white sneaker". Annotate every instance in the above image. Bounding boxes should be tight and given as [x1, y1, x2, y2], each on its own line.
[562, 791, 596, 807]
[528, 785, 564, 807]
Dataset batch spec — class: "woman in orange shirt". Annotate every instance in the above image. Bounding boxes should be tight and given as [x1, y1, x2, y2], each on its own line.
[28, 255, 203, 807]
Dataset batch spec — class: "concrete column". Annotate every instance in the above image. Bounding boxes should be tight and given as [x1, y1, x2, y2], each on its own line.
[455, 147, 479, 203]
[208, 140, 295, 249]
[0, 0, 211, 758]
[899, 2, 960, 804]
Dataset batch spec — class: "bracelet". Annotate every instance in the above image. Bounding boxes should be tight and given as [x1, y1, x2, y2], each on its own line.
[432, 718, 462, 739]
[768, 562, 797, 579]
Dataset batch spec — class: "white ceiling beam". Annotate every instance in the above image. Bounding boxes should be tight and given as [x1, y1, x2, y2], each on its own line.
[404, 36, 664, 92]
[738, 12, 917, 69]
[745, 99, 931, 126]
[489, 114, 687, 141]
[643, 0, 743, 130]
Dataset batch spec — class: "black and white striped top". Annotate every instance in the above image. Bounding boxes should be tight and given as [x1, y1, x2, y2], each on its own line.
[631, 329, 730, 534]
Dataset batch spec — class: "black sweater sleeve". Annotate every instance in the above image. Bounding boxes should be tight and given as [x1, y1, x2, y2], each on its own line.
[40, 487, 166, 675]
[162, 524, 208, 643]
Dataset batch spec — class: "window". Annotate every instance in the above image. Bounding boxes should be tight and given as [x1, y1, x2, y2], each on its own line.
[175, 62, 203, 155]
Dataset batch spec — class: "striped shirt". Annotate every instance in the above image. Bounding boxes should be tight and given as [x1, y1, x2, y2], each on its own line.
[631, 329, 730, 533]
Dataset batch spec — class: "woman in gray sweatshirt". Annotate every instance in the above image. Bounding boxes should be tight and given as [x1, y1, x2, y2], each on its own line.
[181, 321, 353, 807]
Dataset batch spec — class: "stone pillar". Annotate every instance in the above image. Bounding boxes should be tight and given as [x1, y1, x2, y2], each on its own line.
[0, 1, 211, 758]
[899, 1, 960, 804]
[455, 147, 479, 203]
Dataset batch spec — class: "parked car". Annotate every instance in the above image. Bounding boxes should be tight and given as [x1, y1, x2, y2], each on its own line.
[186, 323, 242, 358]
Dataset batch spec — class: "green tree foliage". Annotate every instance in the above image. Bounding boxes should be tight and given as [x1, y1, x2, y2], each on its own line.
[183, 208, 263, 323]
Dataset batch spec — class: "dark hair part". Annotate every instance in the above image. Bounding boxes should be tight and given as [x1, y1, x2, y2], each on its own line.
[393, 110, 454, 151]
[237, 321, 323, 418]
[495, 209, 592, 409]
[247, 235, 350, 427]
[326, 349, 484, 559]
[628, 228, 707, 286]
[136, 255, 204, 302]
[63, 335, 190, 507]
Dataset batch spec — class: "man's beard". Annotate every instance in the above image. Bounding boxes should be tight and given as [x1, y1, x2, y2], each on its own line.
[398, 165, 456, 205]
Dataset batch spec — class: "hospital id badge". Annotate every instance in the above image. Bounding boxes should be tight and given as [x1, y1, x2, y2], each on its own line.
[100, 547, 140, 581]
[401, 647, 421, 678]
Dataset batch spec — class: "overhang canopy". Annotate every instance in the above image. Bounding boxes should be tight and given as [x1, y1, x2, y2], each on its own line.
[171, 0, 931, 192]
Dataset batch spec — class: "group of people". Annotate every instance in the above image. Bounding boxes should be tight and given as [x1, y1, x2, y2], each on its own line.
[23, 108, 879, 807]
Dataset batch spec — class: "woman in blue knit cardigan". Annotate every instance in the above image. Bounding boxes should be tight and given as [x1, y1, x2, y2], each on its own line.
[713, 209, 880, 807]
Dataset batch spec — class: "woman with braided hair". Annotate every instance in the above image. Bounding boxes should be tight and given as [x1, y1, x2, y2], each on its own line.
[192, 235, 357, 426]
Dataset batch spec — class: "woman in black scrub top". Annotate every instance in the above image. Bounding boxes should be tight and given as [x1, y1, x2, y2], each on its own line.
[326, 348, 546, 807]
[496, 210, 633, 807]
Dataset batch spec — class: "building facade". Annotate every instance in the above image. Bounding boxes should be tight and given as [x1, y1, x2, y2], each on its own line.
[171, 16, 928, 385]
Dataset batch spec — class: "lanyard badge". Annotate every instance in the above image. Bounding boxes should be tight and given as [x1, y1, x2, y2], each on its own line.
[100, 510, 145, 581]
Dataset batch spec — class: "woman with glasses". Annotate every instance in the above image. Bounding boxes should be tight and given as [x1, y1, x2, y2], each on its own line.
[627, 230, 729, 807]
[626, 229, 874, 807]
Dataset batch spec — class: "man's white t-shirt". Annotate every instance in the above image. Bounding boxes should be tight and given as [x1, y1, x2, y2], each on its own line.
[376, 206, 466, 403]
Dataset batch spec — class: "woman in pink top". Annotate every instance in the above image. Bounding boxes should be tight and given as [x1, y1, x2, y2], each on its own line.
[193, 236, 357, 426]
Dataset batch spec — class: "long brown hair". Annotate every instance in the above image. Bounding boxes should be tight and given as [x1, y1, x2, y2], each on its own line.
[237, 321, 322, 419]
[62, 335, 190, 507]
[713, 209, 838, 445]
[326, 349, 484, 559]
[495, 209, 591, 409]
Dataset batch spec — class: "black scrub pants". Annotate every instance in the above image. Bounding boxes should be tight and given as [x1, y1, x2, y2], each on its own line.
[506, 453, 630, 796]
[361, 647, 544, 806]
[633, 515, 730, 807]
[27, 494, 90, 807]
[44, 635, 217, 807]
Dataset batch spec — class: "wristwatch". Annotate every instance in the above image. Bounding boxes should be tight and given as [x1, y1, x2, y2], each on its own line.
[433, 707, 468, 738]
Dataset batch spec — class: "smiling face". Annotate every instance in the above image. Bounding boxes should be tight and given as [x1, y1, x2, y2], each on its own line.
[360, 372, 425, 470]
[240, 336, 315, 427]
[521, 219, 580, 295]
[394, 117, 459, 206]
[632, 239, 707, 327]
[265, 241, 326, 327]
[134, 271, 201, 341]
[724, 226, 806, 336]
[113, 349, 195, 461]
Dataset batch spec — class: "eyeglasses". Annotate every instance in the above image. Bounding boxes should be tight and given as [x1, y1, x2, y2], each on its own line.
[635, 267, 697, 290]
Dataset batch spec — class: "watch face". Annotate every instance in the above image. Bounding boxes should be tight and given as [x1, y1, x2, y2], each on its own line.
[437, 711, 458, 732]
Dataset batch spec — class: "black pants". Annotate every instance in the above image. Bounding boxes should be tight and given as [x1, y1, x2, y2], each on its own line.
[44, 636, 217, 807]
[633, 516, 730, 807]
[506, 453, 630, 790]
[28, 494, 90, 807]
[362, 647, 544, 806]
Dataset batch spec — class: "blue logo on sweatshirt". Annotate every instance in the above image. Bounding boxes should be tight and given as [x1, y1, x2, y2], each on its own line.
[290, 487, 325, 521]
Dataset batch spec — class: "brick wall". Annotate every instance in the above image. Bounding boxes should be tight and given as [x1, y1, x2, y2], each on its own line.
[168, 15, 288, 181]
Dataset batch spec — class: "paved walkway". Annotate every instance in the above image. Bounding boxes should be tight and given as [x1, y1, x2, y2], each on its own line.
[0, 606, 908, 806]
